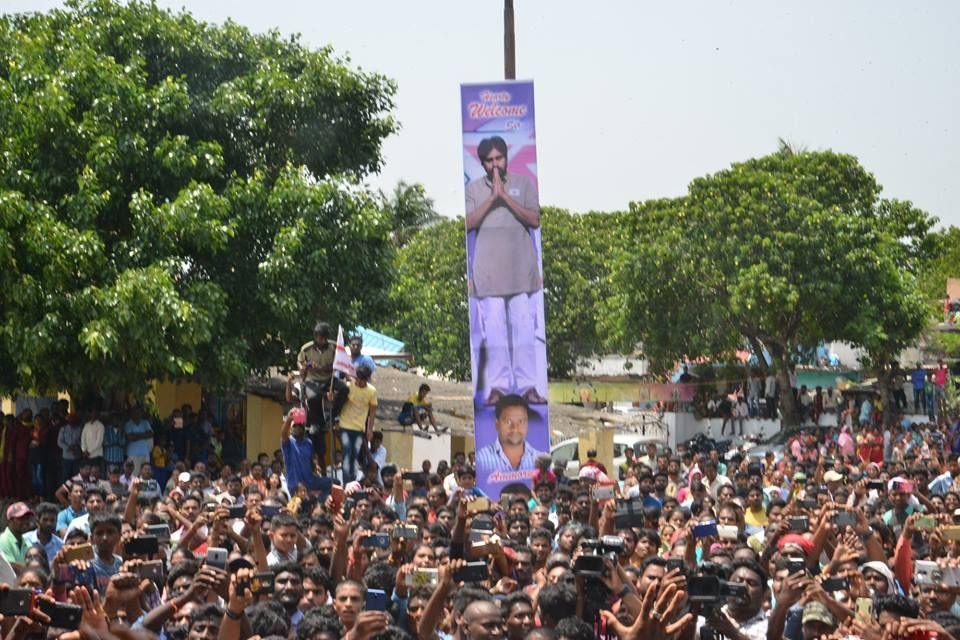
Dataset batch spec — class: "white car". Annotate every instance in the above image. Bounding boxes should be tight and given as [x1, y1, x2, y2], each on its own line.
[550, 433, 669, 480]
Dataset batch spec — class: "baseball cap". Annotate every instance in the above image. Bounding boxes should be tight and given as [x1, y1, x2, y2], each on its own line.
[579, 466, 600, 481]
[802, 601, 835, 627]
[6, 502, 33, 520]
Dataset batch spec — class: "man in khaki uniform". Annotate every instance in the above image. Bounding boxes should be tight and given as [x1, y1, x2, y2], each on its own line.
[295, 322, 345, 471]
[465, 136, 546, 407]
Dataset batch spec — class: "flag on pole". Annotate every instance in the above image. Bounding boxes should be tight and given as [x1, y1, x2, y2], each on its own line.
[333, 325, 356, 378]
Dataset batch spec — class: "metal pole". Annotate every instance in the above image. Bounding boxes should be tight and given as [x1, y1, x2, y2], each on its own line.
[504, 0, 516, 79]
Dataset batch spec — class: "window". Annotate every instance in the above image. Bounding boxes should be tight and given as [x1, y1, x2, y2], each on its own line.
[552, 442, 577, 463]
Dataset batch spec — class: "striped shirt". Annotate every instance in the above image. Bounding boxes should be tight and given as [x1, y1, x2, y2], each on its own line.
[475, 440, 546, 473]
[103, 426, 126, 465]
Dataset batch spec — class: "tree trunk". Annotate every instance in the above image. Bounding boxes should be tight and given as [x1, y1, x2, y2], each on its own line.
[877, 359, 896, 427]
[768, 344, 800, 428]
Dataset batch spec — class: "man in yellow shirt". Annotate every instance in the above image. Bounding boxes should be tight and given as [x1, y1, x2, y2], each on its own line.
[743, 486, 769, 534]
[329, 364, 377, 483]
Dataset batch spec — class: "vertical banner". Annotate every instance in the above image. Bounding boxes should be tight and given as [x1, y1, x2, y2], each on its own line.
[461, 81, 549, 499]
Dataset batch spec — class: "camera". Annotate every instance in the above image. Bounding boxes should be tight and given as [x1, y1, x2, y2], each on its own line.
[573, 536, 624, 577]
[687, 575, 748, 606]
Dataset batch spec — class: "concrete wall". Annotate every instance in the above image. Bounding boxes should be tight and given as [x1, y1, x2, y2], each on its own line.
[575, 354, 649, 378]
[245, 394, 284, 462]
[149, 379, 202, 419]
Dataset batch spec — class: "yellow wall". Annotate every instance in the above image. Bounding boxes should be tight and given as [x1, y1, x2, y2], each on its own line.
[450, 434, 475, 460]
[245, 395, 284, 461]
[578, 425, 614, 474]
[383, 430, 414, 470]
[148, 380, 202, 419]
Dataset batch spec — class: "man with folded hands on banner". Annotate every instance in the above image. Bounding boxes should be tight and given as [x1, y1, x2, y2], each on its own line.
[292, 321, 347, 474]
[466, 135, 547, 406]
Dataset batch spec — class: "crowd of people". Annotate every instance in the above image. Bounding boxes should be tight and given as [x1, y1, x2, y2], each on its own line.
[0, 346, 956, 639]
[696, 360, 955, 434]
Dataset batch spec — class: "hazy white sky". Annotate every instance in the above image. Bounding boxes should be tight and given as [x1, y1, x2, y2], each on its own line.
[8, 1, 960, 227]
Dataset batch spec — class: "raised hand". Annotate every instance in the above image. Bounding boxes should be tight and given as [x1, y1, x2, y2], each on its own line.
[600, 581, 693, 640]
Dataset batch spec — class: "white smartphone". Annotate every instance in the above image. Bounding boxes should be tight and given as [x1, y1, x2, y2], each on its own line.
[717, 525, 740, 541]
[205, 547, 228, 571]
[405, 568, 439, 587]
[914, 559, 940, 585]
[592, 485, 615, 501]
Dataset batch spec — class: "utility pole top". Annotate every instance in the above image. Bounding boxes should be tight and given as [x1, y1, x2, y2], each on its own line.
[504, 0, 516, 80]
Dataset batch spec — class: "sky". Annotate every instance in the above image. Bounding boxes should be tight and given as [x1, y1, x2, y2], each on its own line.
[7, 1, 960, 227]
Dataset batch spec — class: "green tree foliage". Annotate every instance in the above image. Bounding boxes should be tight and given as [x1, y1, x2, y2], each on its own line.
[541, 208, 626, 377]
[382, 180, 441, 249]
[388, 218, 470, 379]
[0, 0, 397, 395]
[605, 144, 936, 426]
[388, 207, 624, 380]
[920, 225, 960, 358]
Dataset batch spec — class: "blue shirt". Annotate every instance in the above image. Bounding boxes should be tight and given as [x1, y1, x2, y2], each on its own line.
[91, 554, 122, 594]
[124, 420, 153, 458]
[475, 440, 545, 473]
[23, 530, 63, 563]
[351, 354, 376, 376]
[56, 506, 85, 534]
[281, 435, 317, 492]
[912, 368, 927, 390]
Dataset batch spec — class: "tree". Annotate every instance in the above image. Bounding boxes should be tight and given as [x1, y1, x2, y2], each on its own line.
[0, 0, 398, 396]
[606, 143, 935, 426]
[387, 207, 625, 380]
[382, 181, 441, 248]
[847, 199, 937, 425]
[541, 208, 627, 377]
[387, 218, 470, 379]
[919, 226, 960, 360]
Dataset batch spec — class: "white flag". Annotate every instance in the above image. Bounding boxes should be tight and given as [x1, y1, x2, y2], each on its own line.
[333, 325, 356, 378]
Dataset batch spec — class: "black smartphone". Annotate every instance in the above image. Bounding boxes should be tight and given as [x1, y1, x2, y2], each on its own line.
[0, 589, 33, 616]
[365, 588, 387, 611]
[401, 472, 425, 483]
[260, 505, 280, 519]
[362, 533, 390, 549]
[788, 516, 809, 533]
[821, 576, 849, 592]
[137, 560, 164, 583]
[454, 561, 489, 584]
[145, 524, 170, 540]
[251, 572, 275, 595]
[124, 536, 159, 556]
[833, 511, 857, 529]
[38, 599, 82, 630]
[227, 505, 246, 519]
[867, 480, 885, 491]
[393, 525, 418, 539]
[666, 557, 686, 573]
[787, 559, 807, 575]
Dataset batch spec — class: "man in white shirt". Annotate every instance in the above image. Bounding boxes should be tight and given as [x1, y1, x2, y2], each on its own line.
[703, 460, 732, 498]
[80, 409, 105, 474]
[364, 431, 387, 484]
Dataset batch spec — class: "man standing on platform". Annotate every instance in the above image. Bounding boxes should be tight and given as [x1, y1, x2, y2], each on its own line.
[349, 335, 376, 380]
[296, 322, 347, 472]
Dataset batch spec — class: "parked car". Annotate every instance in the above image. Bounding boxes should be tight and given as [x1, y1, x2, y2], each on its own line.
[550, 433, 669, 480]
